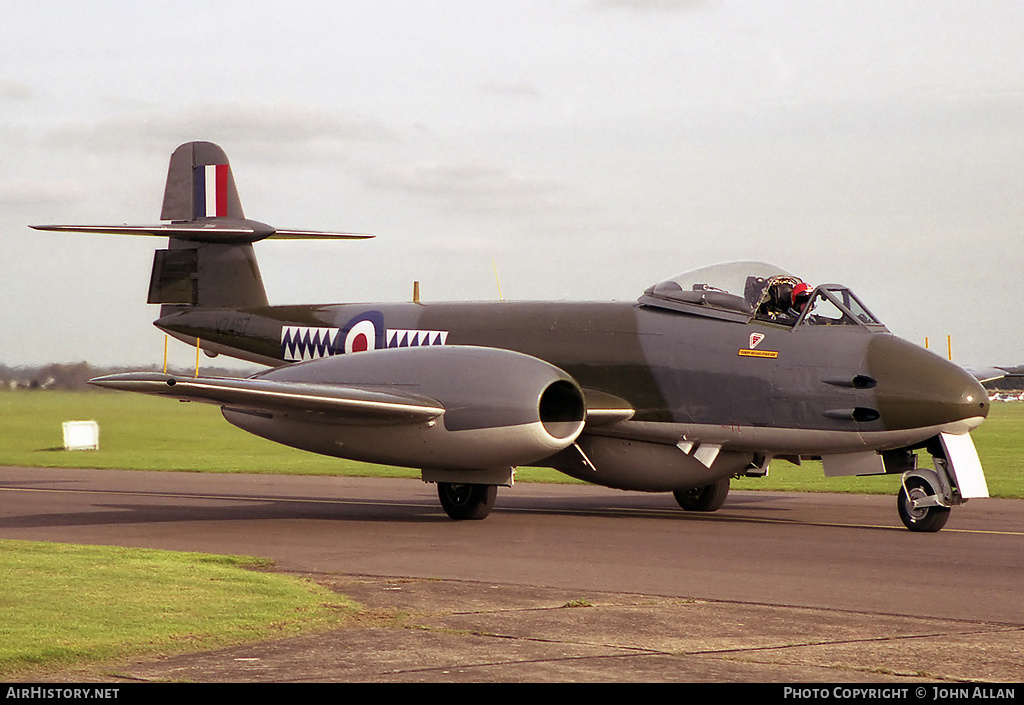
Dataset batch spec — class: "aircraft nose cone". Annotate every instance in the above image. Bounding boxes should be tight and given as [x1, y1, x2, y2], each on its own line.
[867, 335, 989, 432]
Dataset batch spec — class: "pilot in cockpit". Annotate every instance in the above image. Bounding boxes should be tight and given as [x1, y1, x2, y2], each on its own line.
[758, 279, 812, 325]
[789, 282, 812, 318]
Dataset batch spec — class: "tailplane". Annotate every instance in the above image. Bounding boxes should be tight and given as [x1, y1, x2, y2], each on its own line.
[32, 141, 370, 310]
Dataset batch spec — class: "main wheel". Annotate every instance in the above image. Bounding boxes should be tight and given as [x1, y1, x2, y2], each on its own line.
[897, 476, 950, 532]
[673, 477, 730, 512]
[437, 482, 498, 520]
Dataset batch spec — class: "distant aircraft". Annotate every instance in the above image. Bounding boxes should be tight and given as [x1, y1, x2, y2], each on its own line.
[34, 141, 994, 531]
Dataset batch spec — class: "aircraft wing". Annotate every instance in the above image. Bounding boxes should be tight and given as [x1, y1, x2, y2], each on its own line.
[89, 372, 633, 429]
[964, 366, 1008, 383]
[31, 223, 372, 243]
[963, 366, 1024, 384]
[89, 372, 443, 424]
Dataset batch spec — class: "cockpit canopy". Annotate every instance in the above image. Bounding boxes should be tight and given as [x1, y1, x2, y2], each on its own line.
[638, 261, 886, 330]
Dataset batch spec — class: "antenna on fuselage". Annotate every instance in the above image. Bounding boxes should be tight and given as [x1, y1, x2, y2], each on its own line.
[924, 335, 953, 361]
[492, 258, 504, 301]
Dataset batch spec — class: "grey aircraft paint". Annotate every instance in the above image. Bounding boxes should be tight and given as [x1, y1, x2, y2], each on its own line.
[33, 142, 994, 530]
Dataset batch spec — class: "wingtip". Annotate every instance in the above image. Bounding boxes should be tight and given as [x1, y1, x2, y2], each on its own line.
[88, 372, 178, 391]
[268, 229, 375, 240]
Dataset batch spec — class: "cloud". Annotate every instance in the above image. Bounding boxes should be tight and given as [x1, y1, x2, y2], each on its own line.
[361, 160, 570, 216]
[477, 80, 543, 100]
[0, 177, 83, 206]
[46, 101, 396, 162]
[0, 80, 33, 101]
[590, 0, 706, 12]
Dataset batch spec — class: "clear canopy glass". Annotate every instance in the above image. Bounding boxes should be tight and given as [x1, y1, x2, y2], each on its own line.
[642, 261, 884, 329]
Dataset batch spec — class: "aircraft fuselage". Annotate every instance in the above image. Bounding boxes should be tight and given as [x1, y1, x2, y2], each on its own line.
[156, 299, 987, 465]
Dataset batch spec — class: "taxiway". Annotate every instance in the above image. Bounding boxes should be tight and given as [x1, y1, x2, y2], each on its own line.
[2, 467, 1022, 682]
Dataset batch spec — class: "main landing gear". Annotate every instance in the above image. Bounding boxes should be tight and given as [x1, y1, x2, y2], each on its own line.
[437, 482, 498, 520]
[673, 477, 730, 512]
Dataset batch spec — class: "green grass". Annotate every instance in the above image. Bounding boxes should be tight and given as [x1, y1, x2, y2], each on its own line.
[1, 390, 1022, 496]
[0, 539, 355, 677]
[0, 390, 397, 475]
[0, 389, 573, 482]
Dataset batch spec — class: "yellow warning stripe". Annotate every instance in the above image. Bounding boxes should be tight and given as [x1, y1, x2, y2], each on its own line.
[738, 348, 779, 359]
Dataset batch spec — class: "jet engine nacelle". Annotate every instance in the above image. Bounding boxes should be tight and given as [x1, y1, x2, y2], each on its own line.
[222, 345, 587, 471]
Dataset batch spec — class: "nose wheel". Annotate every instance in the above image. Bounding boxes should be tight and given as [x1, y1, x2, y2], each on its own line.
[897, 475, 951, 532]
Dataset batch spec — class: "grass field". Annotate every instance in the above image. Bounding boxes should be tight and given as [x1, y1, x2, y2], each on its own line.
[2, 389, 1022, 497]
[0, 540, 355, 677]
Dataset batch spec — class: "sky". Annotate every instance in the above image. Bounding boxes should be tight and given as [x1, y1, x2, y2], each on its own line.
[3, 1, 1024, 370]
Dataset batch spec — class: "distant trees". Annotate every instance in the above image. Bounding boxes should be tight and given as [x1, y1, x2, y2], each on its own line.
[0, 362, 255, 390]
[0, 362, 98, 390]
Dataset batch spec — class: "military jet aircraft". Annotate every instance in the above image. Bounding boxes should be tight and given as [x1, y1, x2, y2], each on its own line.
[33, 141, 993, 531]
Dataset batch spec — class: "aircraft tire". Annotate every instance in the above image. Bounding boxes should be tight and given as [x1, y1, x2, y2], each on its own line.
[673, 477, 730, 512]
[897, 477, 950, 532]
[437, 482, 498, 520]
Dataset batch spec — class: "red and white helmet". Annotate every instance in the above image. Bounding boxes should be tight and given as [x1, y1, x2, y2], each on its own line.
[792, 282, 812, 307]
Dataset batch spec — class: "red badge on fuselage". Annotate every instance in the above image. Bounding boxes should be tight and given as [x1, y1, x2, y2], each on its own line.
[738, 332, 779, 359]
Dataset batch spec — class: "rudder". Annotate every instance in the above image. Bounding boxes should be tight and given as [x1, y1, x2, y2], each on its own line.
[161, 141, 245, 222]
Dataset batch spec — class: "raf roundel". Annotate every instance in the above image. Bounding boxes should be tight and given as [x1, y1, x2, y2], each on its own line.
[345, 318, 377, 354]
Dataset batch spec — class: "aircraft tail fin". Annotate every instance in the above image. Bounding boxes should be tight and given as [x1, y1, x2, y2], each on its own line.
[32, 141, 371, 310]
[161, 141, 245, 222]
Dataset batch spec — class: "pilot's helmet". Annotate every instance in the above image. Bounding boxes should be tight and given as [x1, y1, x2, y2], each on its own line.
[792, 282, 812, 310]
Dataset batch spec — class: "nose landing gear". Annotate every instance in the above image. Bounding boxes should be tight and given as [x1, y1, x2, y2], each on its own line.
[894, 432, 988, 533]
[897, 473, 951, 532]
